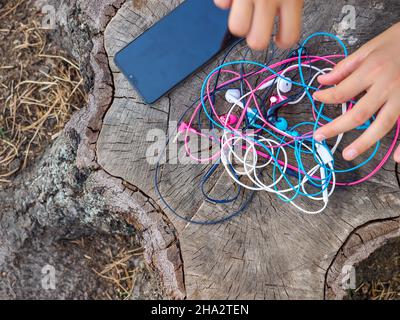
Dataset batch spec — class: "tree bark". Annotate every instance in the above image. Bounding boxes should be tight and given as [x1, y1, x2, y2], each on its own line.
[0, 0, 184, 299]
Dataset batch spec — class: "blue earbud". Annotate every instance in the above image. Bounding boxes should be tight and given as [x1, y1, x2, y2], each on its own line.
[275, 117, 288, 131]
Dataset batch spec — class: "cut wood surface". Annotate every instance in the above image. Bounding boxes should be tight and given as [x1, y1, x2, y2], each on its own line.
[96, 0, 400, 299]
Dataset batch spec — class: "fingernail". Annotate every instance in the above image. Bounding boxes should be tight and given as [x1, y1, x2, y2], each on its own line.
[343, 148, 358, 161]
[394, 151, 400, 163]
[314, 133, 326, 142]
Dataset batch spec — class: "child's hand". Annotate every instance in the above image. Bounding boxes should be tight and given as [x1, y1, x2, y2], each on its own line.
[313, 23, 400, 163]
[214, 0, 304, 50]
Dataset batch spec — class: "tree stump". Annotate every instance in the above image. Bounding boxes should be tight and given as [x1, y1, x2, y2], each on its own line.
[2, 0, 399, 299]
[96, 0, 400, 299]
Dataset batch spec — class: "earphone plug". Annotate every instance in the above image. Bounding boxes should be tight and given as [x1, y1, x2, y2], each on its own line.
[173, 122, 199, 143]
[173, 122, 188, 143]
[320, 167, 329, 203]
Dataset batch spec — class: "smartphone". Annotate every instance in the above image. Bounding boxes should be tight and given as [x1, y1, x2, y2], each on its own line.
[114, 0, 237, 104]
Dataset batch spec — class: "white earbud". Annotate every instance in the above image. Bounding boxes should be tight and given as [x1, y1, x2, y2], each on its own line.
[225, 89, 241, 104]
[257, 79, 276, 91]
[225, 77, 292, 106]
[277, 77, 292, 93]
[257, 77, 292, 93]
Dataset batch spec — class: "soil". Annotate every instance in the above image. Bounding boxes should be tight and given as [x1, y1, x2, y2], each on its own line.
[345, 237, 400, 300]
[0, 0, 85, 182]
[0, 229, 165, 300]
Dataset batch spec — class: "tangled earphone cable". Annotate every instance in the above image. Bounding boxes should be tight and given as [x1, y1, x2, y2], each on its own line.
[154, 32, 400, 223]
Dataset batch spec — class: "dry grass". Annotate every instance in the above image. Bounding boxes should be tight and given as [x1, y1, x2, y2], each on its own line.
[68, 236, 156, 300]
[0, 0, 86, 184]
[346, 238, 400, 300]
[91, 246, 145, 300]
[353, 274, 400, 300]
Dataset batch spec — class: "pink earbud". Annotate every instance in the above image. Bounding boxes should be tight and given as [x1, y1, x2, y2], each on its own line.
[220, 114, 238, 126]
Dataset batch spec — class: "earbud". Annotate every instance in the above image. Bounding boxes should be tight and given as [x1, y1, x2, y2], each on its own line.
[258, 79, 277, 91]
[275, 117, 288, 131]
[220, 114, 238, 126]
[277, 77, 292, 93]
[225, 89, 241, 104]
[269, 95, 288, 106]
[257, 77, 292, 93]
[268, 96, 289, 130]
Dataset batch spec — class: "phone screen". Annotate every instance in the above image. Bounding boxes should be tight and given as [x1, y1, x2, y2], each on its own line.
[114, 0, 236, 104]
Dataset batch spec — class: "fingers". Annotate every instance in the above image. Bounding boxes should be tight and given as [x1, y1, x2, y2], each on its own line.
[214, 0, 233, 9]
[314, 85, 386, 141]
[317, 41, 377, 86]
[342, 99, 400, 161]
[228, 0, 254, 37]
[317, 53, 364, 86]
[226, 0, 304, 51]
[394, 144, 400, 163]
[311, 23, 400, 162]
[246, 0, 278, 50]
[313, 58, 375, 104]
[275, 0, 303, 49]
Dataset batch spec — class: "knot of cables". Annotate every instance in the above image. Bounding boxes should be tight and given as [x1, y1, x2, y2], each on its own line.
[154, 32, 400, 224]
